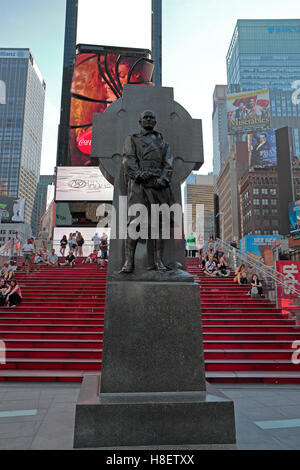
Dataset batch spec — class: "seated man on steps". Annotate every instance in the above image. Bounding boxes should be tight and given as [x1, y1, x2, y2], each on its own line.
[60, 250, 76, 267]
[47, 249, 59, 267]
[204, 256, 218, 276]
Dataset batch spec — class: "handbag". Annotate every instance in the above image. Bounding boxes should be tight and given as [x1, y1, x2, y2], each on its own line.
[251, 286, 259, 297]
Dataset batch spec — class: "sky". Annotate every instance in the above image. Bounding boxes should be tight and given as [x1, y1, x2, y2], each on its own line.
[1, 0, 300, 176]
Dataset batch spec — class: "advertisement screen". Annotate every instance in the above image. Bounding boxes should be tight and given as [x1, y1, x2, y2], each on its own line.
[55, 167, 113, 202]
[227, 89, 270, 135]
[69, 47, 153, 166]
[289, 200, 300, 235]
[240, 234, 282, 267]
[77, 0, 151, 50]
[56, 202, 111, 227]
[248, 130, 277, 168]
[0, 196, 25, 223]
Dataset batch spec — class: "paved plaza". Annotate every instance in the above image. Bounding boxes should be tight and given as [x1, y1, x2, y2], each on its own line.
[0, 382, 299, 450]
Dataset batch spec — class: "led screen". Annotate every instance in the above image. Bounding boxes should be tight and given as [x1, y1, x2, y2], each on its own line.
[69, 48, 153, 166]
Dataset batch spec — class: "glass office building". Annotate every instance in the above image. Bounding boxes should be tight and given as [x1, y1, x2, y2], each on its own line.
[0, 48, 46, 231]
[227, 19, 300, 92]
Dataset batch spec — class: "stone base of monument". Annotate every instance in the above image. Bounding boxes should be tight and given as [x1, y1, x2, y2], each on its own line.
[74, 376, 236, 447]
[73, 281, 236, 447]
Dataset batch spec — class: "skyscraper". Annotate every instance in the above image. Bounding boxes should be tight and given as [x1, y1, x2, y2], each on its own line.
[212, 85, 229, 176]
[56, 0, 78, 167]
[0, 48, 46, 234]
[227, 19, 300, 92]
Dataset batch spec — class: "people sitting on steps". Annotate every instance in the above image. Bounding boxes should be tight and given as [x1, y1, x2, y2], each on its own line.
[250, 274, 263, 298]
[3, 279, 22, 308]
[233, 263, 248, 285]
[83, 249, 99, 264]
[47, 249, 59, 267]
[60, 251, 76, 267]
[217, 255, 230, 277]
[204, 255, 218, 276]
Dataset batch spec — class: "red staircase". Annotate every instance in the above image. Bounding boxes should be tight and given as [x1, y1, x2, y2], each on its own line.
[0, 260, 105, 382]
[0, 257, 299, 383]
[187, 258, 300, 384]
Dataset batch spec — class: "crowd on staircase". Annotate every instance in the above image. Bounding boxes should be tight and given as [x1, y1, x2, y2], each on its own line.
[0, 231, 109, 309]
[185, 234, 264, 298]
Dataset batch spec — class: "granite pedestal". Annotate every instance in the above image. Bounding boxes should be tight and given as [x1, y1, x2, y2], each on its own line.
[74, 282, 236, 447]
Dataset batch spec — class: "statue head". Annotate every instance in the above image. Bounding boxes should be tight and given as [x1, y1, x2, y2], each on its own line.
[139, 110, 156, 131]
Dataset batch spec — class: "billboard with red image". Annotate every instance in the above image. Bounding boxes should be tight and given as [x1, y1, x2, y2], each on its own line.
[69, 45, 154, 166]
[227, 89, 270, 135]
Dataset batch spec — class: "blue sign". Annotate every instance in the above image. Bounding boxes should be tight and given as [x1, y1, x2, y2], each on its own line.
[268, 26, 300, 33]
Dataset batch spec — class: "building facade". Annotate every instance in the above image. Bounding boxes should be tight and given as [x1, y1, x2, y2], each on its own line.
[184, 174, 215, 244]
[32, 174, 54, 237]
[216, 149, 240, 244]
[212, 85, 229, 176]
[239, 168, 300, 237]
[0, 48, 46, 235]
[227, 19, 300, 92]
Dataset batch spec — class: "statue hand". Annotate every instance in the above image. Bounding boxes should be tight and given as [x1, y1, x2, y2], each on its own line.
[154, 178, 167, 189]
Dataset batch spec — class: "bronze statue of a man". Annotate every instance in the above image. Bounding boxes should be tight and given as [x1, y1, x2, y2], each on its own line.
[120, 110, 174, 273]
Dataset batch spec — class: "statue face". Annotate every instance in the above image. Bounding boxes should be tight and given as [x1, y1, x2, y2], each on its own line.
[139, 111, 156, 131]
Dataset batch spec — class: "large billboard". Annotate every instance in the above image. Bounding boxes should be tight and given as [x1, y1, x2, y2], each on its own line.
[289, 200, 300, 235]
[247, 130, 277, 168]
[69, 45, 154, 166]
[77, 0, 151, 50]
[240, 234, 282, 267]
[227, 89, 270, 134]
[55, 167, 113, 202]
[0, 196, 25, 223]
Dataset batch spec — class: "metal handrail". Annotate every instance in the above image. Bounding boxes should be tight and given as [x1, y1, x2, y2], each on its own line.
[215, 238, 300, 298]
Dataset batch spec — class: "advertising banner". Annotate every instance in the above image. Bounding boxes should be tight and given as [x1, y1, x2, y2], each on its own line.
[289, 200, 300, 235]
[248, 129, 277, 168]
[240, 234, 282, 267]
[69, 48, 154, 166]
[0, 196, 25, 223]
[276, 260, 300, 314]
[227, 89, 270, 134]
[55, 167, 113, 202]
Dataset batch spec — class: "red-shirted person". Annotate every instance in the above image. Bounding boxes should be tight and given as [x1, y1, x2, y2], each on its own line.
[82, 249, 98, 264]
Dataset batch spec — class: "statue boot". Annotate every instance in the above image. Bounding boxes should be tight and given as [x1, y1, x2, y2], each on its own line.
[120, 238, 137, 273]
[154, 239, 167, 272]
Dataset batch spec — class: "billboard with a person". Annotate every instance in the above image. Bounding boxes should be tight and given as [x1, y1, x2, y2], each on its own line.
[289, 200, 300, 235]
[248, 130, 277, 168]
[227, 89, 270, 134]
